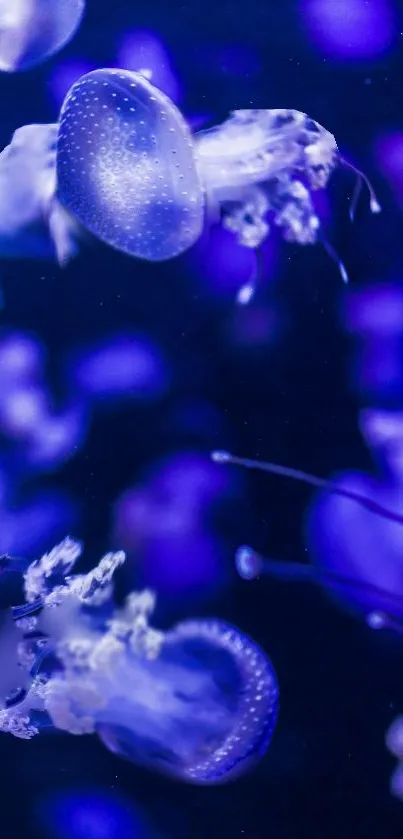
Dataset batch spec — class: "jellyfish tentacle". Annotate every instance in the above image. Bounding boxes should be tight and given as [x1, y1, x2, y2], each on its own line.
[211, 449, 403, 526]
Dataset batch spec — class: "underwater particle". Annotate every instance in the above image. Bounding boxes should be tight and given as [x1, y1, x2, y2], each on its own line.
[0, 0, 85, 72]
[57, 68, 204, 261]
[0, 123, 81, 265]
[0, 538, 279, 784]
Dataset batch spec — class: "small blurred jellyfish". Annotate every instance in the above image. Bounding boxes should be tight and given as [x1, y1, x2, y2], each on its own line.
[36, 787, 155, 839]
[386, 717, 403, 800]
[212, 444, 403, 800]
[115, 30, 182, 104]
[0, 538, 278, 784]
[48, 58, 96, 110]
[113, 451, 241, 598]
[25, 405, 87, 469]
[0, 329, 87, 469]
[0, 330, 45, 383]
[374, 132, 403, 211]
[0, 486, 76, 557]
[69, 333, 169, 404]
[188, 222, 277, 302]
[0, 0, 85, 72]
[0, 123, 82, 267]
[211, 441, 403, 628]
[301, 0, 396, 61]
[57, 69, 379, 302]
[345, 282, 403, 401]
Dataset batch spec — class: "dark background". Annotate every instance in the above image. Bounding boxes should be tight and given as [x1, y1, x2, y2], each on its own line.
[0, 0, 403, 836]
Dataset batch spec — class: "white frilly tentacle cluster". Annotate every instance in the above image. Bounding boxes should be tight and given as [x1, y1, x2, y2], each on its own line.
[0, 537, 163, 740]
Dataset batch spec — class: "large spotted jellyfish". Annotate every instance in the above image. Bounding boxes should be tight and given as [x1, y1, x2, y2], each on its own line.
[0, 0, 85, 72]
[56, 69, 205, 262]
[56, 71, 380, 303]
[0, 537, 278, 784]
[194, 109, 381, 303]
[0, 122, 82, 266]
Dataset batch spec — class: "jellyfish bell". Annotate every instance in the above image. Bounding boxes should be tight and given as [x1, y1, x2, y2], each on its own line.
[0, 0, 85, 72]
[195, 108, 380, 302]
[0, 539, 278, 785]
[97, 618, 278, 784]
[0, 123, 81, 266]
[56, 68, 205, 262]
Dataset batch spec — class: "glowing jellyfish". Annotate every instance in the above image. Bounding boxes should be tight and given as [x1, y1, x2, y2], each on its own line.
[56, 69, 204, 261]
[0, 123, 81, 265]
[211, 448, 403, 629]
[0, 538, 278, 784]
[386, 717, 403, 800]
[195, 108, 381, 302]
[212, 447, 403, 801]
[0, 0, 85, 72]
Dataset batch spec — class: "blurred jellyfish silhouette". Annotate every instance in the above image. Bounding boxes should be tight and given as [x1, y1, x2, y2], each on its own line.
[211, 423, 403, 629]
[68, 333, 169, 404]
[115, 30, 182, 103]
[57, 68, 204, 262]
[36, 786, 156, 839]
[301, 0, 396, 61]
[113, 451, 242, 599]
[0, 0, 85, 72]
[0, 538, 278, 785]
[345, 282, 403, 402]
[0, 123, 81, 267]
[386, 717, 403, 801]
[56, 70, 380, 302]
[0, 329, 87, 467]
[48, 58, 96, 109]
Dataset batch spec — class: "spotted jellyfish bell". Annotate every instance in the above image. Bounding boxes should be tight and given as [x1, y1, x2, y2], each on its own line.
[0, 123, 81, 266]
[194, 109, 381, 304]
[0, 538, 279, 785]
[56, 69, 205, 262]
[0, 0, 85, 72]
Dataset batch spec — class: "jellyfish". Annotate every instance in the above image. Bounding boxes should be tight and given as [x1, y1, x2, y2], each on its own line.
[211, 447, 403, 630]
[0, 0, 85, 72]
[194, 108, 381, 302]
[386, 717, 403, 800]
[0, 123, 82, 266]
[56, 69, 205, 262]
[0, 538, 278, 784]
[56, 72, 380, 299]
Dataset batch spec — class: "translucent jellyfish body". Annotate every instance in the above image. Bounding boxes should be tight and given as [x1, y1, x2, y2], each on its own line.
[195, 108, 380, 301]
[57, 69, 204, 261]
[0, 123, 80, 265]
[0, 538, 278, 784]
[386, 716, 403, 800]
[0, 0, 85, 72]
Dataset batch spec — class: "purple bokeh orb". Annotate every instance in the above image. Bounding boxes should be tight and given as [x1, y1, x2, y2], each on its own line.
[36, 787, 152, 839]
[301, 0, 396, 61]
[69, 334, 169, 402]
[115, 30, 182, 103]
